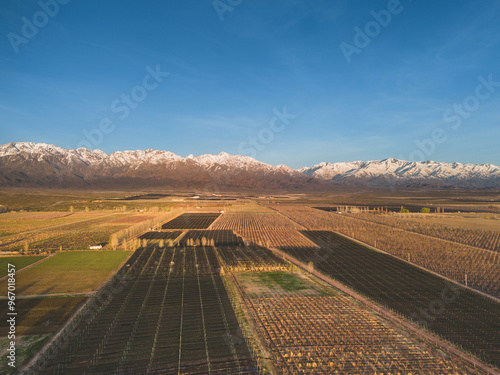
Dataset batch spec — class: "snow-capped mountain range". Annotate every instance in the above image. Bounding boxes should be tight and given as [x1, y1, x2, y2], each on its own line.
[0, 142, 498, 189]
[299, 158, 500, 188]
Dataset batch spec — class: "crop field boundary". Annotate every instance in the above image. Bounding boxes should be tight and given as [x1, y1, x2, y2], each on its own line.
[173, 231, 187, 246]
[268, 246, 500, 375]
[216, 252, 279, 375]
[226, 229, 247, 245]
[257, 203, 308, 230]
[3, 211, 121, 240]
[90, 249, 135, 297]
[0, 253, 54, 282]
[269, 203, 499, 300]
[161, 212, 221, 230]
[20, 249, 137, 373]
[207, 212, 223, 229]
[223, 273, 279, 375]
[339, 210, 500, 255]
[26, 217, 122, 250]
[23, 246, 258, 373]
[330, 228, 500, 304]
[20, 290, 90, 373]
[117, 209, 185, 249]
[19, 250, 133, 371]
[0, 293, 90, 302]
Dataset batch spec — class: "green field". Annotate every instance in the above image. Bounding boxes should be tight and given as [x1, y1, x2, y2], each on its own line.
[0, 256, 46, 278]
[239, 271, 335, 296]
[0, 251, 130, 296]
[255, 271, 309, 291]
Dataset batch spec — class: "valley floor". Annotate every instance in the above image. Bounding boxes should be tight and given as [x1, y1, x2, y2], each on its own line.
[0, 191, 497, 374]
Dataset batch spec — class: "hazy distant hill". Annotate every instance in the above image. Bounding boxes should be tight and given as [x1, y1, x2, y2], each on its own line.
[0, 142, 498, 189]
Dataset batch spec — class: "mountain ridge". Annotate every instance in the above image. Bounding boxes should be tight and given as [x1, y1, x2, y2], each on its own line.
[0, 142, 498, 189]
[299, 158, 500, 188]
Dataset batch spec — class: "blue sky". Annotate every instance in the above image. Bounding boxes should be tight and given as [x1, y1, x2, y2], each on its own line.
[1, 0, 499, 168]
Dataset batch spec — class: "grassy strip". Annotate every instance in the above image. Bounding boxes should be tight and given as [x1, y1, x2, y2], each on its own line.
[254, 271, 309, 292]
[0, 256, 46, 278]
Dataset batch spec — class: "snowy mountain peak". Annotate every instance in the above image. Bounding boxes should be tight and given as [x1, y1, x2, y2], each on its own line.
[298, 158, 500, 187]
[0, 142, 308, 189]
[0, 143, 498, 188]
[0, 143, 260, 168]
